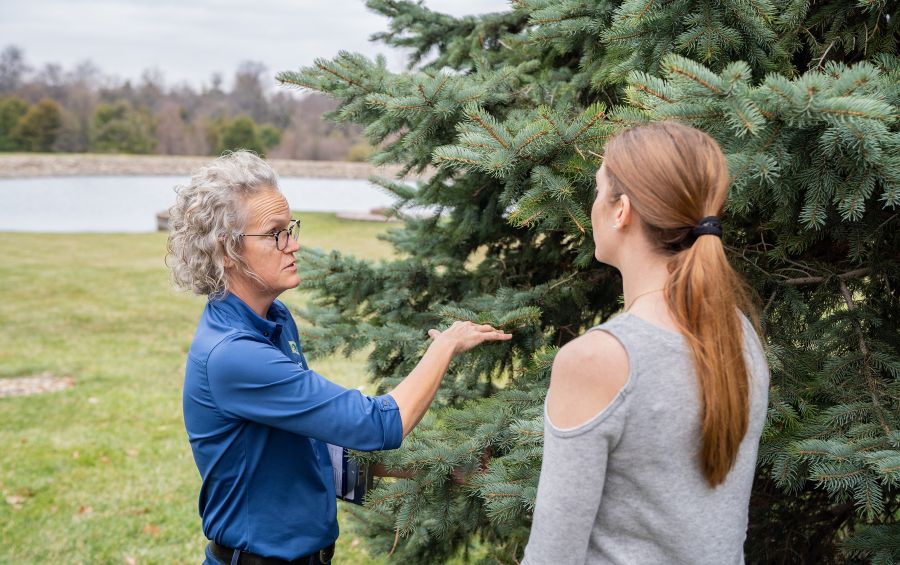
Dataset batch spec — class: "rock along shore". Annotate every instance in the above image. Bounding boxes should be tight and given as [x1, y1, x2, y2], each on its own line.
[0, 153, 412, 180]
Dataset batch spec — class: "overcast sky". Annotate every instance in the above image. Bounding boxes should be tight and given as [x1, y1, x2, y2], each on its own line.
[0, 0, 511, 90]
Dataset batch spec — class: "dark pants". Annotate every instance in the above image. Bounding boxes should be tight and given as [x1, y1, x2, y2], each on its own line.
[203, 544, 228, 565]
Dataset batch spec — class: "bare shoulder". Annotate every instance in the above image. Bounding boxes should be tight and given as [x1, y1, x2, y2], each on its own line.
[547, 330, 629, 429]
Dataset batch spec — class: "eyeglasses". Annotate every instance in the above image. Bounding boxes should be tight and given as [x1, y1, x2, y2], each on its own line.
[238, 219, 301, 251]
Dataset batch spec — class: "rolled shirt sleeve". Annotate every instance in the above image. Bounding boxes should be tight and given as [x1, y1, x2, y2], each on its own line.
[206, 332, 403, 451]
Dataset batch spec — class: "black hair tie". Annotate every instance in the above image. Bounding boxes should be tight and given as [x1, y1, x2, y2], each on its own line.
[690, 216, 723, 239]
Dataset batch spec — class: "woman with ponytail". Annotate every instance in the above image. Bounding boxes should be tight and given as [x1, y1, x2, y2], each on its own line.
[523, 122, 769, 564]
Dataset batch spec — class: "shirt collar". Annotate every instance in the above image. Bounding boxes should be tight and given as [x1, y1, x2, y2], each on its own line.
[214, 292, 284, 339]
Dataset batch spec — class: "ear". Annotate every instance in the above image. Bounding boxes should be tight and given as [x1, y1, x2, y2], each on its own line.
[616, 193, 634, 228]
[220, 238, 235, 270]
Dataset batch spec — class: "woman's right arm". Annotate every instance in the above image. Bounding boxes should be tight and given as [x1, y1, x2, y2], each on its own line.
[205, 322, 510, 450]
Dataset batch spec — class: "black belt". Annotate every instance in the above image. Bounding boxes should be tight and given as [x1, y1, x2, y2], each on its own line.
[209, 541, 334, 565]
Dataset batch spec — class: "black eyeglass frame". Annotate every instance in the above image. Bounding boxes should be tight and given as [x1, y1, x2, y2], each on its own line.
[238, 219, 301, 251]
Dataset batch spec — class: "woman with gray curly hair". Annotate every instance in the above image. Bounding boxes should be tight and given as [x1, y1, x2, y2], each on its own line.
[167, 151, 510, 565]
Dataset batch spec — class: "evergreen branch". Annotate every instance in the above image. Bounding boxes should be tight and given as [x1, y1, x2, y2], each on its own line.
[538, 108, 561, 136]
[389, 528, 401, 556]
[633, 0, 655, 21]
[730, 124, 783, 182]
[566, 207, 586, 234]
[838, 279, 891, 436]
[666, 112, 723, 120]
[497, 307, 542, 328]
[463, 141, 496, 150]
[677, 26, 710, 53]
[464, 106, 509, 148]
[391, 102, 429, 110]
[818, 107, 890, 120]
[604, 28, 654, 43]
[432, 75, 450, 99]
[573, 144, 585, 160]
[815, 468, 865, 482]
[813, 41, 836, 70]
[763, 289, 778, 314]
[730, 101, 762, 134]
[435, 155, 481, 167]
[571, 108, 606, 141]
[796, 449, 848, 461]
[517, 129, 550, 153]
[781, 268, 871, 286]
[275, 77, 319, 91]
[878, 463, 900, 474]
[367, 486, 414, 506]
[663, 56, 723, 94]
[510, 209, 543, 227]
[746, 0, 774, 23]
[459, 91, 485, 104]
[633, 83, 674, 102]
[548, 272, 580, 291]
[756, 105, 774, 120]
[669, 66, 721, 94]
[417, 83, 431, 104]
[532, 16, 567, 24]
[762, 78, 796, 106]
[316, 63, 362, 87]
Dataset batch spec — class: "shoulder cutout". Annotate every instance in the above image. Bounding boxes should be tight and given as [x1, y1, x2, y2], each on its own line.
[547, 330, 629, 430]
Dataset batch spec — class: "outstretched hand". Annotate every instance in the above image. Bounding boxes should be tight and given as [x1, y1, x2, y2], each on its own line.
[390, 321, 511, 439]
[428, 321, 512, 355]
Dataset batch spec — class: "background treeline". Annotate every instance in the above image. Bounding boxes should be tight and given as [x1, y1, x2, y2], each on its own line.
[0, 45, 370, 160]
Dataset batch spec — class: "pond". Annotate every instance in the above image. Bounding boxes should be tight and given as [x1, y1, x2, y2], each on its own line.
[0, 176, 399, 232]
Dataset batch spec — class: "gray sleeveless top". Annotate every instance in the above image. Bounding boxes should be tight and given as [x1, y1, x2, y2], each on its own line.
[522, 312, 769, 565]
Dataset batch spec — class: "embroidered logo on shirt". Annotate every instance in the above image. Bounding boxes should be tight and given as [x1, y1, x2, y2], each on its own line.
[288, 340, 300, 354]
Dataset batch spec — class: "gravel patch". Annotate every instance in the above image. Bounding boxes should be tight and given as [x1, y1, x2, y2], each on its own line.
[0, 374, 75, 398]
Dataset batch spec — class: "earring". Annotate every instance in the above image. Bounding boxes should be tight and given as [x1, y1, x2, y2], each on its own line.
[612, 223, 620, 230]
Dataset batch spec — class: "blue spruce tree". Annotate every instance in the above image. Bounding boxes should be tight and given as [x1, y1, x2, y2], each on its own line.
[278, 1, 899, 562]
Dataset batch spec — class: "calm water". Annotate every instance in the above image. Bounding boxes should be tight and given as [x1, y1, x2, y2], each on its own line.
[0, 176, 398, 232]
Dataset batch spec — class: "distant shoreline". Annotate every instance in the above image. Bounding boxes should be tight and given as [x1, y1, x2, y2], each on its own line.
[0, 153, 411, 180]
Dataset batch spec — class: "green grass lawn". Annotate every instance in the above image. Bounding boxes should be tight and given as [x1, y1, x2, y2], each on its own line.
[0, 213, 398, 564]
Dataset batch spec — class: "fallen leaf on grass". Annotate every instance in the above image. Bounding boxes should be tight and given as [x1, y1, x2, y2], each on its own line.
[5, 488, 35, 508]
[124, 555, 137, 565]
[126, 448, 139, 458]
[143, 523, 160, 536]
[78, 505, 93, 515]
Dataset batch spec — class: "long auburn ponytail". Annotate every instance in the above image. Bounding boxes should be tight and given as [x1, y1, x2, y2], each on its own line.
[603, 121, 759, 487]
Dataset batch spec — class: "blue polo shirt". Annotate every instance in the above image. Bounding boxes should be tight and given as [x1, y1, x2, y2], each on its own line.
[183, 292, 403, 559]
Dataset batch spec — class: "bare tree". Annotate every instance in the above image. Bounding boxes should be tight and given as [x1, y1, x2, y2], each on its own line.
[231, 61, 269, 123]
[0, 45, 31, 93]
